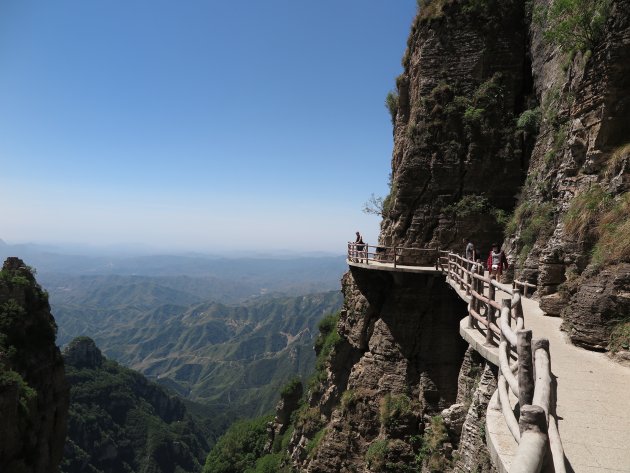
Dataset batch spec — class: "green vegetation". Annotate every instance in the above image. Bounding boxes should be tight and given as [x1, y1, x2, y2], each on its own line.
[563, 185, 611, 241]
[203, 416, 272, 473]
[310, 312, 342, 388]
[0, 269, 31, 286]
[340, 389, 356, 411]
[591, 192, 630, 266]
[435, 73, 508, 139]
[0, 369, 37, 414]
[418, 416, 451, 472]
[294, 406, 324, 433]
[280, 377, 302, 399]
[506, 201, 555, 265]
[562, 186, 630, 266]
[535, 0, 611, 54]
[385, 90, 399, 125]
[306, 428, 327, 458]
[62, 339, 209, 473]
[207, 413, 295, 473]
[609, 321, 630, 352]
[365, 439, 390, 470]
[516, 107, 542, 134]
[380, 393, 413, 429]
[365, 437, 423, 473]
[53, 287, 341, 420]
[444, 194, 509, 226]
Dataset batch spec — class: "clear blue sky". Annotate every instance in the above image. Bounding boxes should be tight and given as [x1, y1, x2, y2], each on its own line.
[0, 0, 417, 254]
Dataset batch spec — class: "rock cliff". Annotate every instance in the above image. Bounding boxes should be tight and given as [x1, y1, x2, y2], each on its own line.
[269, 1, 629, 471]
[0, 257, 69, 473]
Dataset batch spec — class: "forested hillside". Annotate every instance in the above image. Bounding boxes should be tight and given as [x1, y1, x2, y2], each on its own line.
[61, 337, 209, 473]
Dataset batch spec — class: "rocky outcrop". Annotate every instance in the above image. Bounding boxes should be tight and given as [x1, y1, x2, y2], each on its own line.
[62, 336, 208, 473]
[453, 359, 497, 473]
[380, 0, 531, 260]
[284, 268, 468, 472]
[0, 257, 69, 473]
[561, 264, 630, 350]
[62, 336, 104, 369]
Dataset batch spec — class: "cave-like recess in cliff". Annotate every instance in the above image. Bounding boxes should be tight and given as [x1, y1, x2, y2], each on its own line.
[350, 266, 468, 410]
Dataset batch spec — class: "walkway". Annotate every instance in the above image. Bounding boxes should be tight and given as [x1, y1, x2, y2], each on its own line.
[347, 257, 630, 472]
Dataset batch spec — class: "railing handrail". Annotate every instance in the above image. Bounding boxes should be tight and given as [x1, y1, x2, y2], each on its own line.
[439, 251, 564, 473]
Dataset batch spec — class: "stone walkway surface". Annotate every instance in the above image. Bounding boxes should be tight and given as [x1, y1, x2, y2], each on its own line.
[347, 260, 630, 472]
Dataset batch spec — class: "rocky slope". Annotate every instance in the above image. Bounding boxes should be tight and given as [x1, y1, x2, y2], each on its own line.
[61, 336, 209, 473]
[251, 1, 629, 472]
[0, 257, 69, 473]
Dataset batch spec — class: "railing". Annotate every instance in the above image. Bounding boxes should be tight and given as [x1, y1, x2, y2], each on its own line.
[514, 279, 537, 297]
[438, 253, 566, 473]
[347, 242, 439, 268]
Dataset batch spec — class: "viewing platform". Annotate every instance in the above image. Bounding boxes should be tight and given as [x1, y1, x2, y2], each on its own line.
[347, 242, 630, 473]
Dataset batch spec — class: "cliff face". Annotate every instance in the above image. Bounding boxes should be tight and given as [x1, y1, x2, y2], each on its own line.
[271, 1, 629, 471]
[382, 0, 630, 352]
[512, 0, 630, 352]
[282, 270, 473, 472]
[0, 257, 69, 473]
[380, 0, 532, 259]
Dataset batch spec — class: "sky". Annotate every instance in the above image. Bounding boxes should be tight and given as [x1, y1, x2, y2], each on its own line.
[0, 0, 417, 254]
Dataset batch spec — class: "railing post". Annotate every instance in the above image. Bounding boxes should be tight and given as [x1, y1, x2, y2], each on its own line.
[465, 262, 471, 296]
[365, 244, 369, 265]
[524, 283, 529, 297]
[500, 298, 511, 344]
[517, 329, 535, 407]
[393, 246, 397, 268]
[485, 301, 494, 346]
[513, 288, 524, 327]
[511, 405, 548, 473]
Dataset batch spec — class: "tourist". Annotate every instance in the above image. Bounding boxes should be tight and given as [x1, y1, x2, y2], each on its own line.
[354, 232, 365, 262]
[486, 243, 508, 282]
[465, 239, 476, 262]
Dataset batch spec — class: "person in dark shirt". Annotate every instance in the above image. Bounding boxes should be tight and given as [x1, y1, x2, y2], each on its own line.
[355, 232, 365, 262]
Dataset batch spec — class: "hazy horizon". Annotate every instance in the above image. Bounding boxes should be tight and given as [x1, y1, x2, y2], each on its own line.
[0, 1, 417, 252]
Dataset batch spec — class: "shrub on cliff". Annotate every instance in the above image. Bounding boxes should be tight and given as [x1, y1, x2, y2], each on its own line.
[535, 0, 612, 53]
[385, 90, 399, 125]
[517, 107, 542, 134]
[203, 416, 272, 473]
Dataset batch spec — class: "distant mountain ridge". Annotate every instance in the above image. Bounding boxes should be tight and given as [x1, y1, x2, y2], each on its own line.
[53, 285, 343, 418]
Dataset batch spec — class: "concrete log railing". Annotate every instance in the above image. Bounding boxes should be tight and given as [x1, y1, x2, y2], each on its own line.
[438, 252, 566, 473]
